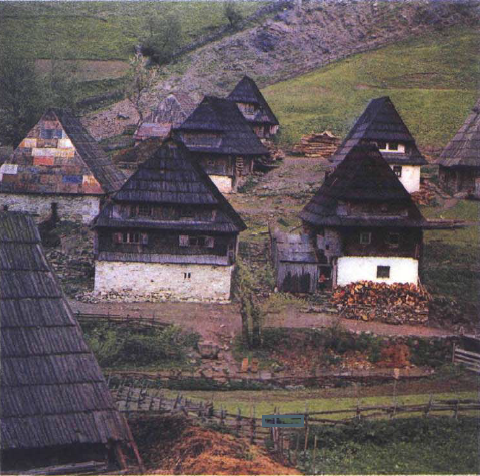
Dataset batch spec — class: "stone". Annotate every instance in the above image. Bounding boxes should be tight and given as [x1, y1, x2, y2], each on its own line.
[197, 341, 221, 359]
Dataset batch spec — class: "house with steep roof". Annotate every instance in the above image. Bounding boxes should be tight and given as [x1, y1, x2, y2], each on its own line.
[329, 97, 427, 193]
[436, 99, 480, 198]
[133, 92, 197, 144]
[301, 143, 432, 288]
[227, 75, 279, 139]
[0, 109, 125, 223]
[93, 138, 247, 301]
[0, 212, 142, 472]
[175, 96, 269, 193]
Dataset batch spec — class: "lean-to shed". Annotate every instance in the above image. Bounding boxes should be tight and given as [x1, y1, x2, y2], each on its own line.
[0, 212, 141, 472]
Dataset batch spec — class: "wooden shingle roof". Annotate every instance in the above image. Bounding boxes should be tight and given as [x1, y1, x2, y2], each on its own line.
[0, 108, 125, 195]
[0, 212, 131, 451]
[94, 139, 247, 233]
[437, 98, 480, 169]
[300, 144, 427, 228]
[175, 96, 269, 156]
[330, 97, 427, 167]
[227, 75, 279, 126]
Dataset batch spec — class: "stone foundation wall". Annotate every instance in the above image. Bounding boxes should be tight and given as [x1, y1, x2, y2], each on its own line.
[94, 260, 234, 301]
[0, 193, 101, 224]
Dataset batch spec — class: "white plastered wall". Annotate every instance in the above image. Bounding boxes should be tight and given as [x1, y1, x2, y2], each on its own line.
[390, 165, 421, 193]
[94, 261, 234, 301]
[209, 175, 233, 194]
[336, 256, 419, 286]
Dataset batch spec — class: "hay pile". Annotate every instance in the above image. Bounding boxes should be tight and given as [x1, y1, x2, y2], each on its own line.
[150, 426, 299, 475]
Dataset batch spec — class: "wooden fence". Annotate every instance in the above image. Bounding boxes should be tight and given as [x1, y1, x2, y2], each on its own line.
[76, 312, 170, 329]
[452, 344, 480, 374]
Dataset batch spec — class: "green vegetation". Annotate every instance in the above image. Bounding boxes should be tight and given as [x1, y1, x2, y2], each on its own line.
[263, 26, 479, 148]
[298, 417, 478, 474]
[81, 321, 200, 370]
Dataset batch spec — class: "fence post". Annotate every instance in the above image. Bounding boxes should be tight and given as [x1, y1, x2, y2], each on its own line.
[304, 402, 309, 458]
[452, 342, 456, 364]
[424, 395, 433, 418]
[313, 435, 318, 475]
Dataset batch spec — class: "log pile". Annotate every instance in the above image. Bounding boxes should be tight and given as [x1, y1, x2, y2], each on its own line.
[261, 139, 285, 161]
[411, 179, 437, 206]
[332, 281, 430, 325]
[292, 131, 340, 159]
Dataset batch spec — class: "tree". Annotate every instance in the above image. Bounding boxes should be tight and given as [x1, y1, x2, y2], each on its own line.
[141, 14, 183, 66]
[224, 1, 243, 28]
[123, 53, 158, 127]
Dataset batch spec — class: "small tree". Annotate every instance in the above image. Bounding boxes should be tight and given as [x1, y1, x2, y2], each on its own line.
[124, 53, 158, 127]
[224, 1, 243, 28]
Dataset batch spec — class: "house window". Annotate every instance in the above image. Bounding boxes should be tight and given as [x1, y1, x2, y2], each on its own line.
[377, 266, 391, 279]
[179, 235, 214, 248]
[207, 159, 215, 167]
[389, 142, 399, 151]
[377, 141, 387, 150]
[393, 165, 402, 177]
[113, 232, 147, 245]
[138, 204, 153, 217]
[183, 272, 191, 280]
[359, 232, 371, 245]
[179, 208, 195, 220]
[387, 232, 400, 247]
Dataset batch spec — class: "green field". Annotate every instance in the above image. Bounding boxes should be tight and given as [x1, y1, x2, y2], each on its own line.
[263, 26, 479, 148]
[0, 1, 264, 61]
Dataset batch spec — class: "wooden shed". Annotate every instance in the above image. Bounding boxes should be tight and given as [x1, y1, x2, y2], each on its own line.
[0, 212, 142, 473]
[436, 98, 480, 198]
[329, 97, 427, 193]
[175, 96, 269, 193]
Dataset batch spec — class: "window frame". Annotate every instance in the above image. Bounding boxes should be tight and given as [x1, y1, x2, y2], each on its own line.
[393, 165, 402, 177]
[359, 231, 372, 245]
[386, 232, 400, 247]
[376, 266, 391, 279]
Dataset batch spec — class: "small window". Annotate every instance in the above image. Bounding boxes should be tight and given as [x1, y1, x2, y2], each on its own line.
[359, 232, 371, 245]
[189, 236, 206, 247]
[389, 142, 399, 151]
[393, 165, 402, 177]
[183, 272, 191, 280]
[113, 232, 145, 244]
[207, 159, 215, 167]
[377, 266, 390, 279]
[387, 232, 400, 247]
[377, 141, 387, 150]
[180, 208, 195, 220]
[138, 204, 153, 217]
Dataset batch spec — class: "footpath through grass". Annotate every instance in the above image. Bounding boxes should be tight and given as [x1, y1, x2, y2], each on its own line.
[263, 25, 479, 148]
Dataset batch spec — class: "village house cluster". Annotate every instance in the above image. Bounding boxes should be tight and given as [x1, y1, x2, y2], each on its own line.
[0, 76, 478, 302]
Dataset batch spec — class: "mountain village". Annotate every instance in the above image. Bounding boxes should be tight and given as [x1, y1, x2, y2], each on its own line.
[0, 1, 479, 474]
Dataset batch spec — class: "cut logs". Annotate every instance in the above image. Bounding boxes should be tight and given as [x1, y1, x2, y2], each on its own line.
[331, 281, 431, 325]
[292, 131, 340, 159]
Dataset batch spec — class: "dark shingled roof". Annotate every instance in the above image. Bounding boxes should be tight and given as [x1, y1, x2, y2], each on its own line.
[330, 97, 427, 167]
[227, 75, 279, 126]
[175, 96, 269, 156]
[94, 139, 247, 233]
[0, 108, 125, 195]
[300, 144, 427, 228]
[437, 98, 480, 169]
[0, 212, 131, 452]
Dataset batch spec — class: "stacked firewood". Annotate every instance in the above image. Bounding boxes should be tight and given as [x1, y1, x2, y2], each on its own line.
[261, 139, 285, 161]
[411, 180, 437, 206]
[331, 281, 431, 325]
[292, 131, 340, 159]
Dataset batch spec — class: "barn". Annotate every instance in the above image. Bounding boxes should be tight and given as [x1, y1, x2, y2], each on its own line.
[92, 138, 247, 301]
[329, 97, 427, 193]
[437, 98, 480, 198]
[174, 96, 269, 193]
[0, 212, 142, 472]
[0, 108, 125, 224]
[227, 75, 279, 139]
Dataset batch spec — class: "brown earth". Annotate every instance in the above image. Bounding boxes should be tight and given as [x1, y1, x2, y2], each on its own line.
[35, 59, 129, 81]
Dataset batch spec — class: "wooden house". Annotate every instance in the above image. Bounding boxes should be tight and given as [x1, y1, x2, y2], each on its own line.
[0, 109, 125, 224]
[330, 97, 427, 193]
[92, 139, 247, 301]
[134, 92, 197, 145]
[174, 96, 269, 193]
[227, 75, 279, 139]
[0, 212, 142, 472]
[301, 143, 429, 288]
[436, 99, 480, 198]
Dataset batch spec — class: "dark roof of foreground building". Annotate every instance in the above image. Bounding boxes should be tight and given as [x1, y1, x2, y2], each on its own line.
[437, 98, 480, 169]
[330, 97, 427, 167]
[300, 144, 427, 228]
[0, 212, 131, 453]
[175, 96, 269, 156]
[227, 75, 279, 126]
[0, 108, 125, 195]
[94, 139, 247, 233]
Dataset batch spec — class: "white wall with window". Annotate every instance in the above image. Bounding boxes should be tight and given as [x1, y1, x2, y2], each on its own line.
[388, 165, 421, 193]
[336, 256, 419, 286]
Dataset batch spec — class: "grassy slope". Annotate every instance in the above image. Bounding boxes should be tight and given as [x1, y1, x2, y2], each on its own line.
[263, 26, 479, 149]
[0, 1, 263, 60]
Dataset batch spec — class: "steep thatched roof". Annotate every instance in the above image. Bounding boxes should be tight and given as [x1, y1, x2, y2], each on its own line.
[437, 98, 480, 169]
[0, 108, 125, 195]
[0, 212, 131, 452]
[94, 139, 247, 234]
[227, 75, 279, 126]
[330, 97, 427, 167]
[175, 96, 269, 156]
[300, 144, 427, 228]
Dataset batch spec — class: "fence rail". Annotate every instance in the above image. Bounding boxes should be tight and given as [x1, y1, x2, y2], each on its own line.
[76, 312, 170, 329]
[452, 344, 480, 374]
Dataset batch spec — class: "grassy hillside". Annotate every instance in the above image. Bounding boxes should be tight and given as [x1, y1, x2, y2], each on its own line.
[0, 1, 264, 61]
[263, 26, 479, 149]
